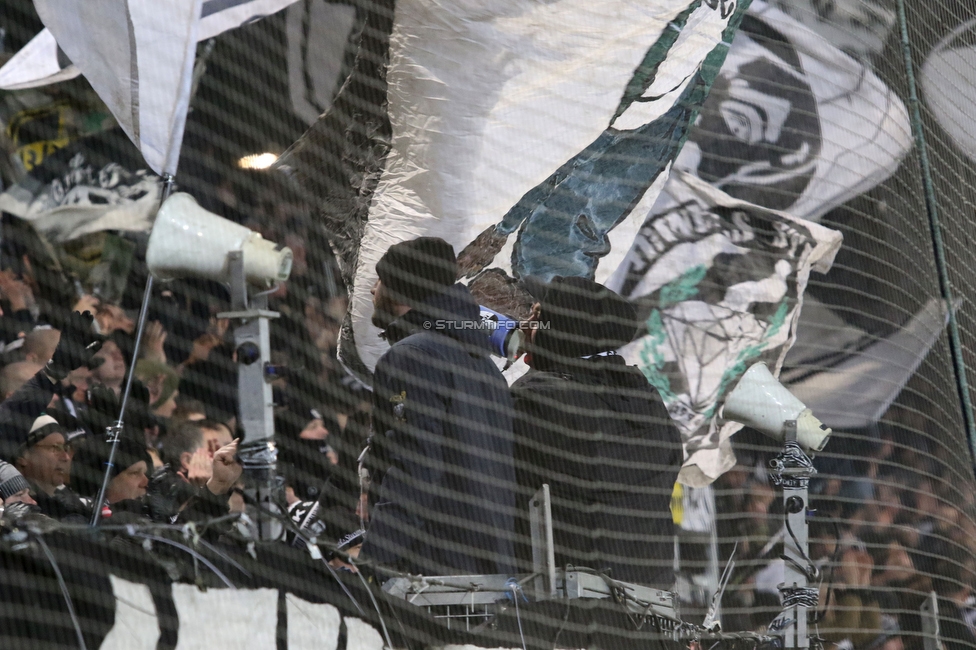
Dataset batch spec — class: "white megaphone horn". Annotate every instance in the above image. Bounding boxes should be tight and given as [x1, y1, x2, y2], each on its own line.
[721, 361, 832, 453]
[146, 192, 293, 288]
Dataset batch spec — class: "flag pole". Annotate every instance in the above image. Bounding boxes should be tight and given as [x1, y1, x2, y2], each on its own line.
[91, 173, 174, 526]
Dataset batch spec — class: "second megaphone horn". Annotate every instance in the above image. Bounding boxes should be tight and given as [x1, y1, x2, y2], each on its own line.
[721, 361, 832, 453]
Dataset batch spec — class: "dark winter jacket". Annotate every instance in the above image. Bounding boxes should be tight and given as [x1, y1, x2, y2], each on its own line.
[362, 283, 517, 576]
[512, 353, 682, 589]
[146, 464, 230, 525]
[29, 482, 92, 524]
[0, 370, 58, 462]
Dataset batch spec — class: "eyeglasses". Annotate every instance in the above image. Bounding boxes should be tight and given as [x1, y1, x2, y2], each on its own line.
[33, 442, 73, 454]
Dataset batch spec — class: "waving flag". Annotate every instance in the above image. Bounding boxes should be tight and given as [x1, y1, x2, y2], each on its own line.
[282, 0, 753, 380]
[30, 0, 201, 175]
[609, 172, 841, 485]
[0, 130, 162, 243]
[783, 297, 952, 430]
[0, 27, 80, 90]
[21, 0, 299, 175]
[604, 0, 911, 483]
[1, 0, 299, 92]
[656, 0, 911, 226]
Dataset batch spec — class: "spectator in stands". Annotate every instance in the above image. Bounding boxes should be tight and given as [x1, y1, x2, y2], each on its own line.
[89, 338, 127, 396]
[14, 414, 90, 522]
[21, 327, 59, 365]
[361, 237, 516, 576]
[820, 546, 881, 649]
[0, 268, 36, 345]
[71, 434, 151, 511]
[0, 460, 41, 525]
[277, 403, 338, 503]
[59, 365, 92, 418]
[0, 361, 43, 400]
[199, 419, 234, 456]
[94, 302, 135, 335]
[146, 420, 241, 524]
[0, 311, 102, 460]
[512, 276, 682, 589]
[933, 549, 976, 650]
[0, 459, 34, 506]
[135, 359, 180, 418]
[171, 398, 208, 423]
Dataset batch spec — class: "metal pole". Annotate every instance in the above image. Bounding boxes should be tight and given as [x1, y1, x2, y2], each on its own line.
[91, 173, 174, 526]
[768, 422, 816, 649]
[896, 0, 976, 466]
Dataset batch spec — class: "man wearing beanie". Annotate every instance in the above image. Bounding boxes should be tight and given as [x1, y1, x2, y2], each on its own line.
[14, 414, 92, 522]
[362, 236, 516, 577]
[510, 276, 682, 646]
[71, 434, 152, 511]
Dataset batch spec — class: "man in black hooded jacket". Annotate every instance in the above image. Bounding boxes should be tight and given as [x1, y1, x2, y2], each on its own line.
[513, 276, 682, 590]
[361, 237, 516, 577]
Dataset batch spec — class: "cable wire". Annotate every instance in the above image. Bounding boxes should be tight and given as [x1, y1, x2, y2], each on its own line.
[356, 565, 394, 649]
[131, 533, 236, 589]
[506, 578, 528, 650]
[36, 535, 89, 650]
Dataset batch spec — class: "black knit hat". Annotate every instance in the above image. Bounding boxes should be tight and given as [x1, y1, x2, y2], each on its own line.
[23, 414, 65, 450]
[70, 434, 152, 500]
[0, 460, 30, 500]
[375, 237, 457, 306]
[523, 276, 638, 359]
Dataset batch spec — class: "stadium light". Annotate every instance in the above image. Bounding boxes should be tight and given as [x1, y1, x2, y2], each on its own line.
[237, 152, 278, 169]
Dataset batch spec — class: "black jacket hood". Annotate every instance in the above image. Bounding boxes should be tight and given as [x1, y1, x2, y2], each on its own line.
[530, 351, 649, 390]
[384, 283, 492, 355]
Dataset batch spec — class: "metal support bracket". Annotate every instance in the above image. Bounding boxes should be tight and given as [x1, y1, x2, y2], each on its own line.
[529, 484, 556, 599]
[769, 421, 817, 649]
[216, 250, 282, 540]
[921, 591, 943, 650]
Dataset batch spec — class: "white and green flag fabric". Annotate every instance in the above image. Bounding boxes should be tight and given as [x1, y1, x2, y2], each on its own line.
[610, 172, 841, 485]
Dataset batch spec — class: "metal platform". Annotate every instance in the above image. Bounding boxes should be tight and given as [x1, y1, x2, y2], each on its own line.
[382, 570, 677, 618]
[381, 485, 682, 632]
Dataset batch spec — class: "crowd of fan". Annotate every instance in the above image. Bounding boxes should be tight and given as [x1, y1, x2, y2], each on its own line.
[1, 193, 975, 649]
[0, 206, 370, 563]
[712, 423, 976, 650]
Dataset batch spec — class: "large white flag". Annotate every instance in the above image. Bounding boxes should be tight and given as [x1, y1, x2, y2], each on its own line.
[283, 0, 754, 378]
[31, 0, 202, 175]
[783, 297, 952, 430]
[24, 0, 299, 175]
[4, 0, 299, 92]
[0, 27, 81, 90]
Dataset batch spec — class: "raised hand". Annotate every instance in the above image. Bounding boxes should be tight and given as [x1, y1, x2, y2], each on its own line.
[141, 320, 168, 364]
[186, 446, 213, 485]
[207, 439, 243, 495]
[48, 311, 104, 380]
